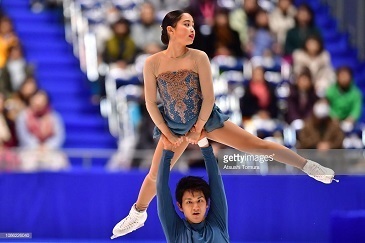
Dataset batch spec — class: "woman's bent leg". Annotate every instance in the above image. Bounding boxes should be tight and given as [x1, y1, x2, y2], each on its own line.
[111, 138, 189, 238]
[136, 138, 189, 210]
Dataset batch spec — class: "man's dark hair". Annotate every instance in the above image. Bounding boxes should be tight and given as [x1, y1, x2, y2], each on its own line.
[175, 176, 211, 205]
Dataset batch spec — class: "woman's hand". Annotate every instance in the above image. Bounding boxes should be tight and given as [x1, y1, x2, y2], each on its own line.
[185, 126, 201, 144]
[166, 132, 183, 148]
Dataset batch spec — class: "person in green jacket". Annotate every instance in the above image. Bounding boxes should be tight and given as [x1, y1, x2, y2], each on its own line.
[326, 66, 363, 129]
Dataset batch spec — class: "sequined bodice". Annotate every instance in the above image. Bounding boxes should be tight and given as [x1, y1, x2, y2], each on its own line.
[156, 69, 203, 124]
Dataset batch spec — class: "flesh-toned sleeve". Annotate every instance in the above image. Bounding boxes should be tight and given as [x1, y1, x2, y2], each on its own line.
[196, 51, 215, 123]
[143, 57, 171, 136]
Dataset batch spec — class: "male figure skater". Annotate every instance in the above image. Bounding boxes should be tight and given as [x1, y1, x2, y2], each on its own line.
[156, 134, 229, 242]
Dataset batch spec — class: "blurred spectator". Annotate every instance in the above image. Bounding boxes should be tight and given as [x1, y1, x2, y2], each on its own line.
[94, 5, 121, 55]
[284, 4, 321, 55]
[0, 93, 17, 148]
[298, 99, 344, 150]
[293, 35, 334, 97]
[269, 0, 296, 46]
[1, 45, 33, 91]
[208, 8, 243, 58]
[187, 0, 218, 53]
[326, 66, 362, 131]
[240, 66, 279, 136]
[0, 69, 12, 98]
[131, 2, 163, 55]
[5, 77, 38, 122]
[286, 71, 318, 124]
[246, 9, 279, 62]
[102, 18, 137, 69]
[0, 92, 20, 171]
[16, 90, 69, 171]
[187, 0, 218, 28]
[0, 16, 19, 69]
[229, 0, 260, 46]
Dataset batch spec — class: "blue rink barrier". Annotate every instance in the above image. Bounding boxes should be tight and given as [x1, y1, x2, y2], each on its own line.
[0, 170, 364, 242]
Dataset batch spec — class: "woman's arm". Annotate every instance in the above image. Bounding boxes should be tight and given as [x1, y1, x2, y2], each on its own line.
[144, 57, 181, 144]
[194, 51, 215, 133]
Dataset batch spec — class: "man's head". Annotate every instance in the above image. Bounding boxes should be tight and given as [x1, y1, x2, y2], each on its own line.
[336, 66, 353, 90]
[175, 176, 211, 224]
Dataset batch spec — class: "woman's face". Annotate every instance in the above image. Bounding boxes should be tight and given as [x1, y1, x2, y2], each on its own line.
[215, 13, 229, 27]
[169, 13, 195, 46]
[244, 0, 258, 12]
[278, 0, 292, 11]
[297, 8, 311, 25]
[20, 80, 37, 98]
[0, 19, 12, 34]
[305, 39, 320, 55]
[256, 11, 269, 28]
[297, 75, 311, 91]
[30, 92, 48, 113]
[140, 3, 155, 25]
[252, 67, 265, 82]
[113, 22, 128, 36]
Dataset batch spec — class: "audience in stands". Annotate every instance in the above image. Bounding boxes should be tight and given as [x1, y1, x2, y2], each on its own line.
[286, 70, 318, 124]
[0, 92, 17, 148]
[16, 90, 69, 171]
[229, 0, 260, 46]
[0, 92, 20, 171]
[326, 66, 363, 132]
[102, 18, 137, 69]
[293, 35, 334, 97]
[247, 8, 280, 66]
[269, 0, 296, 46]
[284, 4, 321, 55]
[207, 8, 243, 58]
[240, 66, 279, 136]
[0, 16, 19, 69]
[186, 0, 218, 54]
[131, 2, 163, 55]
[2, 45, 33, 92]
[5, 77, 38, 122]
[298, 99, 344, 150]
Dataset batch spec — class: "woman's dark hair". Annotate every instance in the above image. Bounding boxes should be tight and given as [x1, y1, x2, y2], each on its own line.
[175, 176, 211, 206]
[302, 35, 324, 55]
[161, 10, 187, 45]
[295, 4, 315, 27]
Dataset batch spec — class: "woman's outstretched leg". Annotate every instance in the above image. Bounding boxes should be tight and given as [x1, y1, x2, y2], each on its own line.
[207, 121, 335, 182]
[111, 138, 189, 239]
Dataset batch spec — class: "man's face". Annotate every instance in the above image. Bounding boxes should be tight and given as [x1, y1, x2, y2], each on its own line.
[178, 190, 208, 224]
[337, 70, 352, 89]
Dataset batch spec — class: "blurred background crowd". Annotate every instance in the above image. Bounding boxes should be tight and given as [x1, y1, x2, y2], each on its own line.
[0, 0, 365, 172]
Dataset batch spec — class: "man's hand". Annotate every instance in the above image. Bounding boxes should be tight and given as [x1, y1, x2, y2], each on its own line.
[161, 134, 175, 151]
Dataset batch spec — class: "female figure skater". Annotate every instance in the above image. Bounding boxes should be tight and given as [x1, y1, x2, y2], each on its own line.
[111, 10, 335, 239]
